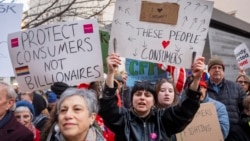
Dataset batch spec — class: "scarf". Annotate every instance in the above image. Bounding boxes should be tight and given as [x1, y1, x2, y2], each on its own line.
[0, 111, 12, 128]
[55, 126, 105, 141]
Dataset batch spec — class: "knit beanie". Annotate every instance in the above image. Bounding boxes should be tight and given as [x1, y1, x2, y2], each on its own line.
[208, 57, 224, 71]
[199, 81, 207, 89]
[16, 100, 35, 117]
[51, 82, 69, 98]
[47, 92, 57, 103]
[77, 83, 90, 89]
[32, 93, 47, 116]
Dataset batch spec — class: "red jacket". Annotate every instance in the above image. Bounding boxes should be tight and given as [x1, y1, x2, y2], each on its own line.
[0, 112, 33, 141]
[34, 128, 41, 141]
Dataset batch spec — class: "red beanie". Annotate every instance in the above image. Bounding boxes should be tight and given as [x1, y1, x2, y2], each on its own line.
[77, 83, 89, 89]
[199, 81, 207, 89]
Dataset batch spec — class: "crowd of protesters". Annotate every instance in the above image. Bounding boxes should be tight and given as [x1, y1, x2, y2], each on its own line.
[0, 54, 250, 141]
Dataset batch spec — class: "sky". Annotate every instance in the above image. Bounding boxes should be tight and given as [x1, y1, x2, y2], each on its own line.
[209, 0, 250, 23]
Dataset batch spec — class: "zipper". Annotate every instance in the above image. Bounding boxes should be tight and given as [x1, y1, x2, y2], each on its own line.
[144, 122, 149, 141]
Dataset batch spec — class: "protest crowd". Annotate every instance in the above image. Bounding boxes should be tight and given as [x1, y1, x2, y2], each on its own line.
[1, 54, 250, 141]
[1, 1, 250, 141]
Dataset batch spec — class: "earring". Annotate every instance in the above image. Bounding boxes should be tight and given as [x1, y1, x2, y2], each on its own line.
[54, 123, 60, 132]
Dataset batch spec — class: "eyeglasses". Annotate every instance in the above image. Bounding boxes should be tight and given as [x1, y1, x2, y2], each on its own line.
[237, 81, 248, 84]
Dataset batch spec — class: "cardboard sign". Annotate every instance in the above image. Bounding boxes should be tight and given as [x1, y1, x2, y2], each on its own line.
[176, 103, 223, 141]
[234, 43, 250, 70]
[140, 1, 179, 25]
[125, 59, 168, 87]
[8, 19, 104, 92]
[109, 0, 214, 69]
[0, 3, 23, 77]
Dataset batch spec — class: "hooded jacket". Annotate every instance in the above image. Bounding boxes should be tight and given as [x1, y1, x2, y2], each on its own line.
[201, 94, 230, 139]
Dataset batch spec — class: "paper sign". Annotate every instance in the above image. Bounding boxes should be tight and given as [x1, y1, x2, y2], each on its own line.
[125, 59, 168, 87]
[176, 103, 223, 141]
[234, 43, 250, 70]
[99, 30, 110, 73]
[0, 3, 23, 77]
[109, 0, 214, 69]
[8, 19, 104, 92]
[140, 1, 179, 25]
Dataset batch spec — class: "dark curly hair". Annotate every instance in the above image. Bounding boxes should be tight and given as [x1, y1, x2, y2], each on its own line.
[131, 81, 157, 105]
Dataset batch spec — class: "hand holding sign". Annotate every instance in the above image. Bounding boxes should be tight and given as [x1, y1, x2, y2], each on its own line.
[192, 56, 205, 79]
[189, 56, 205, 91]
[107, 53, 121, 74]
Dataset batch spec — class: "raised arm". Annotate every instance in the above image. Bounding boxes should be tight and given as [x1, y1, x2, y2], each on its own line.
[105, 53, 121, 88]
[162, 57, 205, 135]
[99, 53, 125, 132]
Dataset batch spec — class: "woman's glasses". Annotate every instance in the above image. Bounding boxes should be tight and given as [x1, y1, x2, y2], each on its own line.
[237, 81, 249, 84]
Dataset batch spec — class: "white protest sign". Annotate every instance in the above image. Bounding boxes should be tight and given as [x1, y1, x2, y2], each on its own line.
[8, 19, 103, 92]
[234, 43, 250, 70]
[0, 3, 23, 77]
[109, 0, 214, 69]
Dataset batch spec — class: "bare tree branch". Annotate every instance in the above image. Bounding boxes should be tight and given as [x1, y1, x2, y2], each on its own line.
[22, 0, 59, 29]
[87, 0, 112, 18]
[22, 0, 115, 29]
[31, 0, 77, 28]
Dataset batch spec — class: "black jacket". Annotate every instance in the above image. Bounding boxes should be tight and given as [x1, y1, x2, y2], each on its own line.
[99, 85, 201, 141]
[226, 114, 250, 141]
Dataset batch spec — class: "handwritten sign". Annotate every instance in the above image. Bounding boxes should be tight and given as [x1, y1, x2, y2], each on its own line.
[0, 3, 23, 77]
[109, 0, 214, 69]
[140, 1, 179, 25]
[234, 43, 250, 70]
[100, 30, 110, 73]
[176, 103, 223, 141]
[8, 19, 103, 92]
[125, 59, 168, 87]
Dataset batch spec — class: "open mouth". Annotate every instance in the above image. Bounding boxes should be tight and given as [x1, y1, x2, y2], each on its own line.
[138, 102, 146, 106]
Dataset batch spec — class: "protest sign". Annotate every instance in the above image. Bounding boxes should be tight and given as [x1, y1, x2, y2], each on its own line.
[8, 19, 104, 92]
[234, 43, 250, 70]
[109, 0, 214, 69]
[176, 103, 223, 141]
[99, 30, 109, 73]
[0, 3, 23, 77]
[125, 59, 168, 87]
